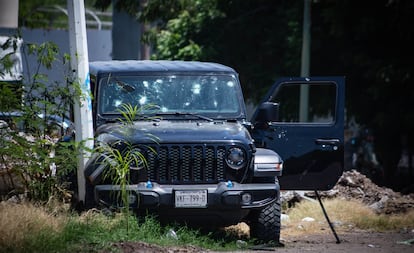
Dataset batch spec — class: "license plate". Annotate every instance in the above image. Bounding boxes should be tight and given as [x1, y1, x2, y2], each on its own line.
[175, 190, 207, 208]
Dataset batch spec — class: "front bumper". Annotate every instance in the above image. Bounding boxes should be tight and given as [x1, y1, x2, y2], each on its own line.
[94, 181, 279, 210]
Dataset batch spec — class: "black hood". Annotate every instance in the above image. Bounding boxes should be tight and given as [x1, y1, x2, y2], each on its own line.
[95, 120, 253, 145]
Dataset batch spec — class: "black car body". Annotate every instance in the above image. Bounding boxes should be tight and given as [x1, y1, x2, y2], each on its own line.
[0, 111, 74, 139]
[83, 60, 345, 243]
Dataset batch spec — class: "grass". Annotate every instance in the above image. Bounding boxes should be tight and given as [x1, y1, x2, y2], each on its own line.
[282, 198, 414, 236]
[0, 201, 66, 253]
[1, 197, 414, 252]
[0, 201, 242, 253]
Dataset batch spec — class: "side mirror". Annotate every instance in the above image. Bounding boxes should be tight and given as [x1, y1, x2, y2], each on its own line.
[255, 102, 279, 127]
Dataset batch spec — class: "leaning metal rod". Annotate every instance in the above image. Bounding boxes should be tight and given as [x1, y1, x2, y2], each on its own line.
[314, 190, 341, 244]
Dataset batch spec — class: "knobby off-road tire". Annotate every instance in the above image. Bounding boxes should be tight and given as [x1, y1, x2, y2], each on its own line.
[248, 200, 281, 243]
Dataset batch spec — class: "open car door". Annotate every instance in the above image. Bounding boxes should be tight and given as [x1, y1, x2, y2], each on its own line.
[251, 77, 345, 190]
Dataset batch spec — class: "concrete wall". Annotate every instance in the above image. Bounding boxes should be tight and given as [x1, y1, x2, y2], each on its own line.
[20, 28, 112, 85]
[1, 27, 111, 84]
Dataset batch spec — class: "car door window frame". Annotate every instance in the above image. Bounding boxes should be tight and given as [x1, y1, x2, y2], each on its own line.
[268, 81, 339, 126]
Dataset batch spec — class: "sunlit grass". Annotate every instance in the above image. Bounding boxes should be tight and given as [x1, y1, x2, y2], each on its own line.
[282, 198, 414, 236]
[352, 209, 414, 231]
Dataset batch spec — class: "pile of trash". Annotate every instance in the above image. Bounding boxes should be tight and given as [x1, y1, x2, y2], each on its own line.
[282, 170, 414, 214]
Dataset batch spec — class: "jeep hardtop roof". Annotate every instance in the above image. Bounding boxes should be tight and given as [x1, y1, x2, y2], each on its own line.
[89, 60, 237, 75]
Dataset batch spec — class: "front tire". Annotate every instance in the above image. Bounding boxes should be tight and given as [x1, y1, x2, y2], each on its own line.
[248, 200, 281, 243]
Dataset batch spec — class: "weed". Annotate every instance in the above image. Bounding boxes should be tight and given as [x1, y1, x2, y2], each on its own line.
[0, 201, 243, 252]
[1, 39, 79, 202]
[283, 198, 414, 235]
[91, 103, 159, 233]
[0, 201, 66, 253]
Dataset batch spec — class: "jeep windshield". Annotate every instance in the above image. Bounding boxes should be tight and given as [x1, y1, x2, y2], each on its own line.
[98, 74, 244, 120]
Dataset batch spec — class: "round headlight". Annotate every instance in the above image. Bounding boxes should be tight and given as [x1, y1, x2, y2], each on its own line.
[226, 147, 246, 170]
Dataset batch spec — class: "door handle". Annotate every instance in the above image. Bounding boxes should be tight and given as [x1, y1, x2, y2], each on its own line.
[315, 138, 340, 146]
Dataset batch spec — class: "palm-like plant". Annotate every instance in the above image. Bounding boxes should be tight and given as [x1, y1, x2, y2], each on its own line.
[94, 103, 158, 232]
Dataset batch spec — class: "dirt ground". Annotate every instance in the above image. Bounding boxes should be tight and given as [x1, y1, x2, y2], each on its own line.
[107, 230, 414, 253]
[279, 231, 414, 253]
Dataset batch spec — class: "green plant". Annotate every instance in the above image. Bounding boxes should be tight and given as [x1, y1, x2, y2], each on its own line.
[92, 103, 159, 232]
[0, 38, 81, 202]
[94, 140, 143, 232]
[139, 0, 224, 61]
[0, 35, 23, 111]
[0, 82, 22, 111]
[117, 103, 140, 125]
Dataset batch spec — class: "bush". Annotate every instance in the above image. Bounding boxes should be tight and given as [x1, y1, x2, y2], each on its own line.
[1, 37, 78, 202]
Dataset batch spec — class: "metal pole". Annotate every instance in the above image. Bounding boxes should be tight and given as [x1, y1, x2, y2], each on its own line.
[67, 0, 94, 203]
[315, 190, 341, 243]
[299, 0, 311, 122]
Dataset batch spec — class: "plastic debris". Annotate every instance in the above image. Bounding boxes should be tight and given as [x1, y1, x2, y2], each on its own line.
[236, 240, 247, 249]
[301, 217, 315, 222]
[166, 229, 178, 240]
[397, 238, 414, 245]
[281, 214, 290, 222]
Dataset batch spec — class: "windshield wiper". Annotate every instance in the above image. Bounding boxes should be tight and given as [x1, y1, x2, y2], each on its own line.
[155, 112, 213, 122]
[115, 79, 135, 92]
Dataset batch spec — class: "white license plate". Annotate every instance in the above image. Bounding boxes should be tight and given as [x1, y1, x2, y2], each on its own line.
[175, 190, 207, 208]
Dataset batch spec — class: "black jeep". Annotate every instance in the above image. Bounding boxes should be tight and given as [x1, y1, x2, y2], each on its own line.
[83, 60, 345, 243]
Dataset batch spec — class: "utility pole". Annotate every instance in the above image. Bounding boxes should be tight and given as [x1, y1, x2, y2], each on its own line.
[0, 0, 19, 29]
[299, 0, 311, 122]
[67, 0, 94, 203]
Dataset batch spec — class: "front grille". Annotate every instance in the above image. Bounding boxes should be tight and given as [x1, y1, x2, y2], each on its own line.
[140, 144, 229, 184]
